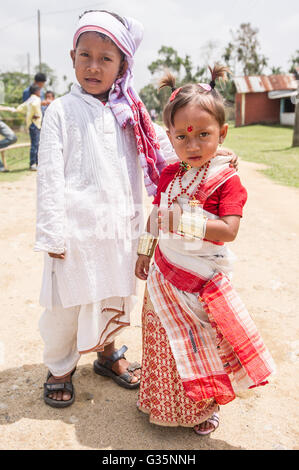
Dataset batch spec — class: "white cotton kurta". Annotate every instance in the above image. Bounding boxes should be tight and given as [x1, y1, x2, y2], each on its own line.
[35, 84, 176, 360]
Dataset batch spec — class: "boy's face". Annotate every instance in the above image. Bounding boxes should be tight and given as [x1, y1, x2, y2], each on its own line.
[70, 31, 127, 98]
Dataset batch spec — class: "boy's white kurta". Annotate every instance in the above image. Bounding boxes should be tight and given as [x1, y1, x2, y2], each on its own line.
[35, 84, 175, 313]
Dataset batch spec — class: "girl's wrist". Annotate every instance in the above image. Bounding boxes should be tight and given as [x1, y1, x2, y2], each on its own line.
[177, 212, 207, 240]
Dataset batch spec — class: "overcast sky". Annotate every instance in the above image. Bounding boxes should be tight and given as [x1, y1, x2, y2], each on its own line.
[0, 0, 298, 94]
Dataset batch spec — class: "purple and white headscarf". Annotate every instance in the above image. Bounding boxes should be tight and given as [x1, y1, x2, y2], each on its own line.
[73, 11, 166, 196]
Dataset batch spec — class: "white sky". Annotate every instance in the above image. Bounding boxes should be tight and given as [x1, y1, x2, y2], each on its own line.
[0, 0, 298, 94]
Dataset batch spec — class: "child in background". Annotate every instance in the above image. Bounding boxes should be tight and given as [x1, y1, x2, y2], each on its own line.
[41, 90, 55, 115]
[16, 84, 42, 171]
[135, 66, 275, 435]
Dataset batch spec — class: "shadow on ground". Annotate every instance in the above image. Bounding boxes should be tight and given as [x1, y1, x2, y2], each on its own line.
[0, 363, 243, 450]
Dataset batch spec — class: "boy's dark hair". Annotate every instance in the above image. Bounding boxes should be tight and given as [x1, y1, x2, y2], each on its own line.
[46, 90, 55, 98]
[29, 84, 41, 95]
[34, 72, 47, 83]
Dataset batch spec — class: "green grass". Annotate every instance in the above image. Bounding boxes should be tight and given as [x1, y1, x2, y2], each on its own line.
[225, 124, 299, 189]
[0, 130, 31, 182]
[1, 124, 299, 188]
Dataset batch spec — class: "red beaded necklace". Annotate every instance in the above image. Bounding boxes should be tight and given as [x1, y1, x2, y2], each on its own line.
[167, 161, 210, 208]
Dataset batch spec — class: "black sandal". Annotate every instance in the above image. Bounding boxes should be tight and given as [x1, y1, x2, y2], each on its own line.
[43, 369, 76, 408]
[93, 345, 141, 389]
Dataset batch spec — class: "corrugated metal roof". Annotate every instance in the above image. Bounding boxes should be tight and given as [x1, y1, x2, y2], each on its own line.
[268, 90, 298, 99]
[233, 74, 298, 94]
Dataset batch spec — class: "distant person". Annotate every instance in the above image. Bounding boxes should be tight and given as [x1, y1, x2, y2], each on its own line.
[23, 72, 47, 103]
[150, 109, 157, 122]
[0, 105, 18, 173]
[16, 84, 42, 171]
[41, 90, 55, 115]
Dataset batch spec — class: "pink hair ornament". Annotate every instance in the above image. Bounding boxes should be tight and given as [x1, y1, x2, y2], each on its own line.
[170, 87, 182, 102]
[198, 83, 212, 92]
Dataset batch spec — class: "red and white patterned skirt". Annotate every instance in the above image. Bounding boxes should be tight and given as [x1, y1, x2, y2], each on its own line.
[138, 288, 218, 427]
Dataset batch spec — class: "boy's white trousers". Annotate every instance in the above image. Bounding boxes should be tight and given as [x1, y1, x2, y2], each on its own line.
[39, 274, 132, 378]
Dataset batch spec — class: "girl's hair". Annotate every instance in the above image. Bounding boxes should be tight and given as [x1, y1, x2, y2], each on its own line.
[160, 64, 230, 129]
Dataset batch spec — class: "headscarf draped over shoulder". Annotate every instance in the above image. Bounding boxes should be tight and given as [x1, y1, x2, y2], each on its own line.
[73, 11, 166, 196]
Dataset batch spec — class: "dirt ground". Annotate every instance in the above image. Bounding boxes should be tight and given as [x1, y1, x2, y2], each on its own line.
[0, 159, 298, 451]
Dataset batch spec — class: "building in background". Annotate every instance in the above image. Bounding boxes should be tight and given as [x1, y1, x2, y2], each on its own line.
[233, 74, 298, 127]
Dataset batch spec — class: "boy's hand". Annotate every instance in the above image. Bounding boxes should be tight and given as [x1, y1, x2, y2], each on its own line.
[158, 202, 182, 233]
[217, 146, 239, 171]
[48, 252, 65, 259]
[135, 254, 150, 280]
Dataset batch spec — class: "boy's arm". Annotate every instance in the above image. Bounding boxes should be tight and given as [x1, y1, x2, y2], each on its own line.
[34, 102, 66, 255]
[135, 207, 159, 280]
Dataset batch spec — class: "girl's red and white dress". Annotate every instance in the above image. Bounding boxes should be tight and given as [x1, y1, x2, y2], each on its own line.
[138, 155, 276, 427]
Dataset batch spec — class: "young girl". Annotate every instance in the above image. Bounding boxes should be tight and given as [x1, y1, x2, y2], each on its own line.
[135, 66, 275, 435]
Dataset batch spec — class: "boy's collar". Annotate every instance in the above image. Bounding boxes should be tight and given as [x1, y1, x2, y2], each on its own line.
[70, 83, 109, 107]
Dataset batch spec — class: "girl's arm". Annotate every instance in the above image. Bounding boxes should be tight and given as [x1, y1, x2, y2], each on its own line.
[205, 215, 241, 242]
[34, 102, 66, 256]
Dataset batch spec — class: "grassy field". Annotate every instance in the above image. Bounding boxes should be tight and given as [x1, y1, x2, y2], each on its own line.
[225, 123, 299, 189]
[1, 124, 299, 188]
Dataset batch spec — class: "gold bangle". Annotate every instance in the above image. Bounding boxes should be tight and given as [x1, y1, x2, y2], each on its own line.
[177, 212, 207, 240]
[137, 233, 157, 257]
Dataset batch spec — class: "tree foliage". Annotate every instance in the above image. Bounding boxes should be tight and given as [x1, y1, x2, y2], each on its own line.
[223, 23, 268, 76]
[0, 71, 30, 105]
[289, 49, 299, 74]
[140, 46, 206, 118]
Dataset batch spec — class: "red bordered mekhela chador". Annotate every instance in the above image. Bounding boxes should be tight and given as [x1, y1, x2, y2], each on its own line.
[138, 156, 276, 427]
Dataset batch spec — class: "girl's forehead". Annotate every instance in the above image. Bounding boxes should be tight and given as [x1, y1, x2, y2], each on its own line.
[172, 104, 215, 129]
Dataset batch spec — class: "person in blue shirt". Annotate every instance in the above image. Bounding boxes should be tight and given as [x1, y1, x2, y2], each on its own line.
[22, 72, 47, 102]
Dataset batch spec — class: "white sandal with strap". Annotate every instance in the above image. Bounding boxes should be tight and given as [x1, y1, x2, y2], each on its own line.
[194, 412, 220, 436]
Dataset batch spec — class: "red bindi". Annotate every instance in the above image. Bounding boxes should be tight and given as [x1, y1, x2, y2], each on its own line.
[187, 126, 193, 133]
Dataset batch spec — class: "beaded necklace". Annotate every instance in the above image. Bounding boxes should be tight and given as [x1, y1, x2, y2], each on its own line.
[167, 161, 210, 208]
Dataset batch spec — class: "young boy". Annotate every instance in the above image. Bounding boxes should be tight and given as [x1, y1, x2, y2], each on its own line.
[16, 84, 42, 170]
[35, 10, 176, 408]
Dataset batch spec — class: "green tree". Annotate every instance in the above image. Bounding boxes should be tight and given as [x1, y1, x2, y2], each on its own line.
[223, 23, 268, 76]
[140, 46, 206, 118]
[271, 66, 283, 75]
[289, 49, 299, 74]
[0, 71, 29, 105]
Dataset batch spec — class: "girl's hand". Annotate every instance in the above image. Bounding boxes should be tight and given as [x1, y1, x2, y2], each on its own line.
[158, 202, 182, 233]
[48, 252, 65, 259]
[135, 254, 150, 280]
[217, 146, 239, 171]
